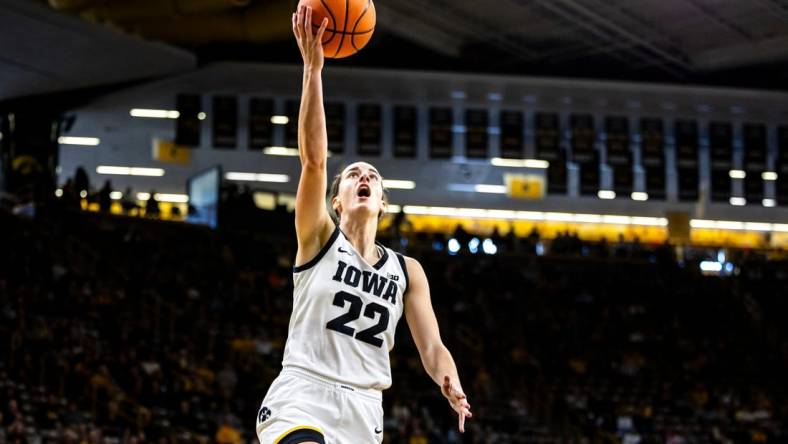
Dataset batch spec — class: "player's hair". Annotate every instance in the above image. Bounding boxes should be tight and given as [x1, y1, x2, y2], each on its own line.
[328, 167, 389, 224]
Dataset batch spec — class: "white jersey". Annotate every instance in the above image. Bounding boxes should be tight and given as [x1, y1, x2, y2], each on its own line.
[282, 226, 409, 390]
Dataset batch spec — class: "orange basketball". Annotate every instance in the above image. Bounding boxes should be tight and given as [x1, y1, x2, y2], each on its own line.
[298, 0, 376, 59]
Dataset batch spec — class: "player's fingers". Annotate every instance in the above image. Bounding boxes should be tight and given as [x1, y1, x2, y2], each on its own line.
[292, 12, 299, 38]
[297, 6, 305, 37]
[292, 13, 303, 42]
[459, 410, 466, 433]
[315, 17, 328, 43]
[304, 7, 313, 42]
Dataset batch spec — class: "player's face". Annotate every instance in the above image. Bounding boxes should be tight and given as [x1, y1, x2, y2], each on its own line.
[334, 162, 387, 222]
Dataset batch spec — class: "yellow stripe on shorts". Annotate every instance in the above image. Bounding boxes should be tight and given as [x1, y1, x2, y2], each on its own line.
[274, 425, 324, 444]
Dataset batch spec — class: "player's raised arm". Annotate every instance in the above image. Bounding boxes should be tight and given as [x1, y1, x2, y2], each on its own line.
[292, 5, 333, 263]
[403, 256, 473, 432]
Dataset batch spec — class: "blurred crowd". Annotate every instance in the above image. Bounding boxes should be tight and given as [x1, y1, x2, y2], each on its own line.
[1, 205, 786, 444]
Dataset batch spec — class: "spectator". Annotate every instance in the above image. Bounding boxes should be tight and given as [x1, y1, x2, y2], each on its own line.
[145, 190, 160, 217]
[98, 180, 113, 213]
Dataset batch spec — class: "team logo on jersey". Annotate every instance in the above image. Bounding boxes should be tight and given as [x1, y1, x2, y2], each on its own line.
[257, 406, 271, 424]
[337, 246, 354, 256]
[332, 260, 398, 304]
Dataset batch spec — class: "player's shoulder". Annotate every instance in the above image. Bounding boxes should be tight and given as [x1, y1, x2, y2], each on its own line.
[400, 255, 426, 278]
[401, 255, 420, 267]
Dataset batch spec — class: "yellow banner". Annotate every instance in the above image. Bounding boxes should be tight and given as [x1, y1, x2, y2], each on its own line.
[152, 138, 191, 165]
[505, 174, 545, 200]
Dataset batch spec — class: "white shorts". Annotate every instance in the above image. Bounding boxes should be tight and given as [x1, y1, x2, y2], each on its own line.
[255, 366, 384, 444]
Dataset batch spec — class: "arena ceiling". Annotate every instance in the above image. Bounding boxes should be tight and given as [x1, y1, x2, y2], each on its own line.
[3, 0, 788, 101]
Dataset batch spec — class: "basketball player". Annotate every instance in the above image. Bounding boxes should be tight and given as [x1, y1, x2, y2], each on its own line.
[255, 5, 472, 444]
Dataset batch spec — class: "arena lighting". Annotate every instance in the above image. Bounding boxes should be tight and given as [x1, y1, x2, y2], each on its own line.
[129, 109, 180, 119]
[762, 172, 778, 181]
[729, 170, 746, 179]
[401, 205, 668, 227]
[136, 193, 189, 203]
[386, 204, 401, 213]
[447, 184, 503, 193]
[763, 199, 776, 207]
[598, 190, 616, 199]
[96, 166, 165, 177]
[198, 112, 207, 121]
[468, 237, 480, 254]
[58, 136, 100, 146]
[400, 206, 788, 233]
[54, 189, 63, 197]
[700, 261, 722, 272]
[79, 191, 87, 198]
[490, 158, 550, 169]
[447, 238, 460, 254]
[263, 146, 334, 157]
[482, 238, 498, 255]
[474, 184, 507, 194]
[263, 146, 299, 156]
[109, 191, 123, 200]
[225, 172, 290, 183]
[270, 115, 289, 125]
[631, 192, 649, 201]
[729, 197, 746, 206]
[383, 180, 416, 190]
[690, 219, 784, 232]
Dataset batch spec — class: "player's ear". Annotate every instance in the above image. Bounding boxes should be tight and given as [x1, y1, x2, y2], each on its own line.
[332, 196, 341, 217]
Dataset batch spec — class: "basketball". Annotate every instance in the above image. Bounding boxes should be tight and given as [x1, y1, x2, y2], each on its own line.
[298, 0, 376, 59]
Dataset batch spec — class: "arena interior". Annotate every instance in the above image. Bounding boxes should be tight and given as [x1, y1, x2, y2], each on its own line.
[1, 0, 788, 443]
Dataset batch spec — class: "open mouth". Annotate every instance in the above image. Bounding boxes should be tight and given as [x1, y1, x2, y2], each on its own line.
[357, 185, 371, 198]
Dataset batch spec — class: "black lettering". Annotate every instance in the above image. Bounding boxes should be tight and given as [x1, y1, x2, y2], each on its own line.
[381, 281, 398, 304]
[332, 261, 347, 282]
[362, 271, 388, 296]
[344, 265, 362, 287]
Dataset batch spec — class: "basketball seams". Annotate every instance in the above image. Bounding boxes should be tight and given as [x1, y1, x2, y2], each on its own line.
[318, 0, 338, 45]
[311, 23, 373, 35]
[350, 0, 372, 51]
[333, 0, 350, 58]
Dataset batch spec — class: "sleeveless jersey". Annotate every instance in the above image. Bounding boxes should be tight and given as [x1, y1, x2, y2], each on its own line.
[282, 226, 409, 390]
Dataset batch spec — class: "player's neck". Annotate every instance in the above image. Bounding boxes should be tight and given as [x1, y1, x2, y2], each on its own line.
[340, 217, 380, 263]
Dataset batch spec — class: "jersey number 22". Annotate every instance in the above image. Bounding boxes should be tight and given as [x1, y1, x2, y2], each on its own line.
[326, 291, 389, 348]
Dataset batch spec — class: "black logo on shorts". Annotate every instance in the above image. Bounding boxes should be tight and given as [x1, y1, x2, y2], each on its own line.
[374, 427, 382, 434]
[257, 406, 271, 424]
[338, 247, 354, 256]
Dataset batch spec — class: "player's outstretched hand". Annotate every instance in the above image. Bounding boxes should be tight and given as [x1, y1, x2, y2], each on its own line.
[441, 375, 472, 432]
[292, 4, 329, 72]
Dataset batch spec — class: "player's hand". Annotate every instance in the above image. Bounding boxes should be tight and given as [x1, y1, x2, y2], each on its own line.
[441, 375, 472, 432]
[292, 4, 329, 72]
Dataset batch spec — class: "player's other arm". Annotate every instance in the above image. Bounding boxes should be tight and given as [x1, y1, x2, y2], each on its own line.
[292, 5, 333, 264]
[403, 256, 472, 432]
